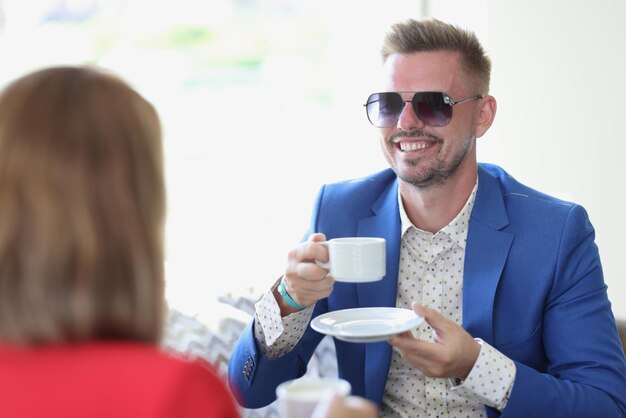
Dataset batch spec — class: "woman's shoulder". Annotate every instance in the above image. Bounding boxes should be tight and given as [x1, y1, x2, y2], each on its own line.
[0, 341, 239, 418]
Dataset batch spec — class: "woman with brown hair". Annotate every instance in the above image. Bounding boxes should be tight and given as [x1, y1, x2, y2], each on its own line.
[0, 65, 379, 418]
[0, 66, 238, 417]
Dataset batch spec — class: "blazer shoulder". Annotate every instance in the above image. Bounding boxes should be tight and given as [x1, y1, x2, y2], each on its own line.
[480, 163, 576, 210]
[311, 168, 398, 238]
[318, 168, 397, 207]
[476, 164, 596, 251]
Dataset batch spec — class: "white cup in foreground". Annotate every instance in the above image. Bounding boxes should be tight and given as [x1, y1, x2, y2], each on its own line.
[318, 237, 386, 282]
[276, 377, 351, 418]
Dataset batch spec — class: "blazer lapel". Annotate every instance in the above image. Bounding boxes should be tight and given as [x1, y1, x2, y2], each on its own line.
[355, 177, 401, 402]
[463, 167, 513, 343]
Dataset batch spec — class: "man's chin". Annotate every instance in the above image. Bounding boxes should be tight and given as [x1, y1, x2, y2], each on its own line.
[397, 170, 444, 189]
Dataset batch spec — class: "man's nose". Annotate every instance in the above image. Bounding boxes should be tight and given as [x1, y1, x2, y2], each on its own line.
[397, 101, 426, 131]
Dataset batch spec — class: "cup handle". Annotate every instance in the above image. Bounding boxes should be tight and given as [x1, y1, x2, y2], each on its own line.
[315, 241, 330, 269]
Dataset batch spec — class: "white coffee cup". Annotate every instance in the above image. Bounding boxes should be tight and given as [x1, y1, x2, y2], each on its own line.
[276, 377, 351, 418]
[317, 237, 386, 282]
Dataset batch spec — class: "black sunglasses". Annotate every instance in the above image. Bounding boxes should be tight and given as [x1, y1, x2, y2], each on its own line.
[364, 91, 483, 128]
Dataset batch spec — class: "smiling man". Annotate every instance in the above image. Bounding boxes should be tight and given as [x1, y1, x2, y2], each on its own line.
[229, 18, 626, 417]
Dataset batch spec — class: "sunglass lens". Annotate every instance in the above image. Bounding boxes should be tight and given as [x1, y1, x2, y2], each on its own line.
[413, 92, 452, 127]
[366, 93, 404, 127]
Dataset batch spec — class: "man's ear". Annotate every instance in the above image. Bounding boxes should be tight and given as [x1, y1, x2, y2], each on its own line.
[474, 95, 497, 138]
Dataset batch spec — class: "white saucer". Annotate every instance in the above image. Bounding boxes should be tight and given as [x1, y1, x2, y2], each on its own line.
[310, 307, 424, 343]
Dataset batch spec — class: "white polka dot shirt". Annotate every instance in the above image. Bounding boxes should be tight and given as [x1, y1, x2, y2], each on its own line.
[254, 179, 515, 417]
[254, 277, 314, 358]
[381, 180, 515, 417]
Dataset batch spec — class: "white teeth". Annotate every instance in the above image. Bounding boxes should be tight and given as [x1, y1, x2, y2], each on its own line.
[399, 142, 430, 152]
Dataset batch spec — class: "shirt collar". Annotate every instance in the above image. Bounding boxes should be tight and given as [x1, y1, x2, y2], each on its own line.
[398, 177, 479, 249]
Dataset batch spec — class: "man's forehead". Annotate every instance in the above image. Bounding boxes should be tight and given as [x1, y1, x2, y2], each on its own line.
[378, 51, 463, 91]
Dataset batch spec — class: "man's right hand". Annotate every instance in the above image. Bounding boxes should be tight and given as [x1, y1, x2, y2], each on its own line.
[274, 233, 334, 316]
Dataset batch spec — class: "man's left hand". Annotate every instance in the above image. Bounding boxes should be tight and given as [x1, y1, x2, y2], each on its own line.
[388, 303, 481, 379]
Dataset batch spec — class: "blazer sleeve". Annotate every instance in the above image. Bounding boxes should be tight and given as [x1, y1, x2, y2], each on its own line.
[228, 187, 334, 408]
[228, 309, 328, 408]
[495, 205, 626, 417]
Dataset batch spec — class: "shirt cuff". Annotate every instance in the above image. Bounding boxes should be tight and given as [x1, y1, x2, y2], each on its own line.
[253, 280, 313, 358]
[449, 338, 516, 411]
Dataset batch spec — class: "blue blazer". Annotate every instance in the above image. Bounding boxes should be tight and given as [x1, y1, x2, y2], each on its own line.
[229, 164, 626, 417]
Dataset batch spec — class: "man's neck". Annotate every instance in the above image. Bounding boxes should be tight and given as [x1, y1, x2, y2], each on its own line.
[399, 167, 478, 233]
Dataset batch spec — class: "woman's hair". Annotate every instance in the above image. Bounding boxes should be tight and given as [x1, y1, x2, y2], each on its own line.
[381, 18, 492, 94]
[0, 66, 166, 345]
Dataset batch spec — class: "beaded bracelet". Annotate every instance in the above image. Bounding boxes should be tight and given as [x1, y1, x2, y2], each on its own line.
[277, 279, 307, 310]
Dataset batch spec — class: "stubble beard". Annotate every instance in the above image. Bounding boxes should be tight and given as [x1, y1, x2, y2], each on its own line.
[387, 129, 476, 190]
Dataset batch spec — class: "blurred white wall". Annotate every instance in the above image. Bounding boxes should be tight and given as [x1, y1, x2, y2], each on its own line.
[6, 0, 621, 320]
[432, 0, 626, 318]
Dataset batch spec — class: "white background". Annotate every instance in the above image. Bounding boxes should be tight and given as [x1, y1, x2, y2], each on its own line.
[1, 0, 623, 320]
